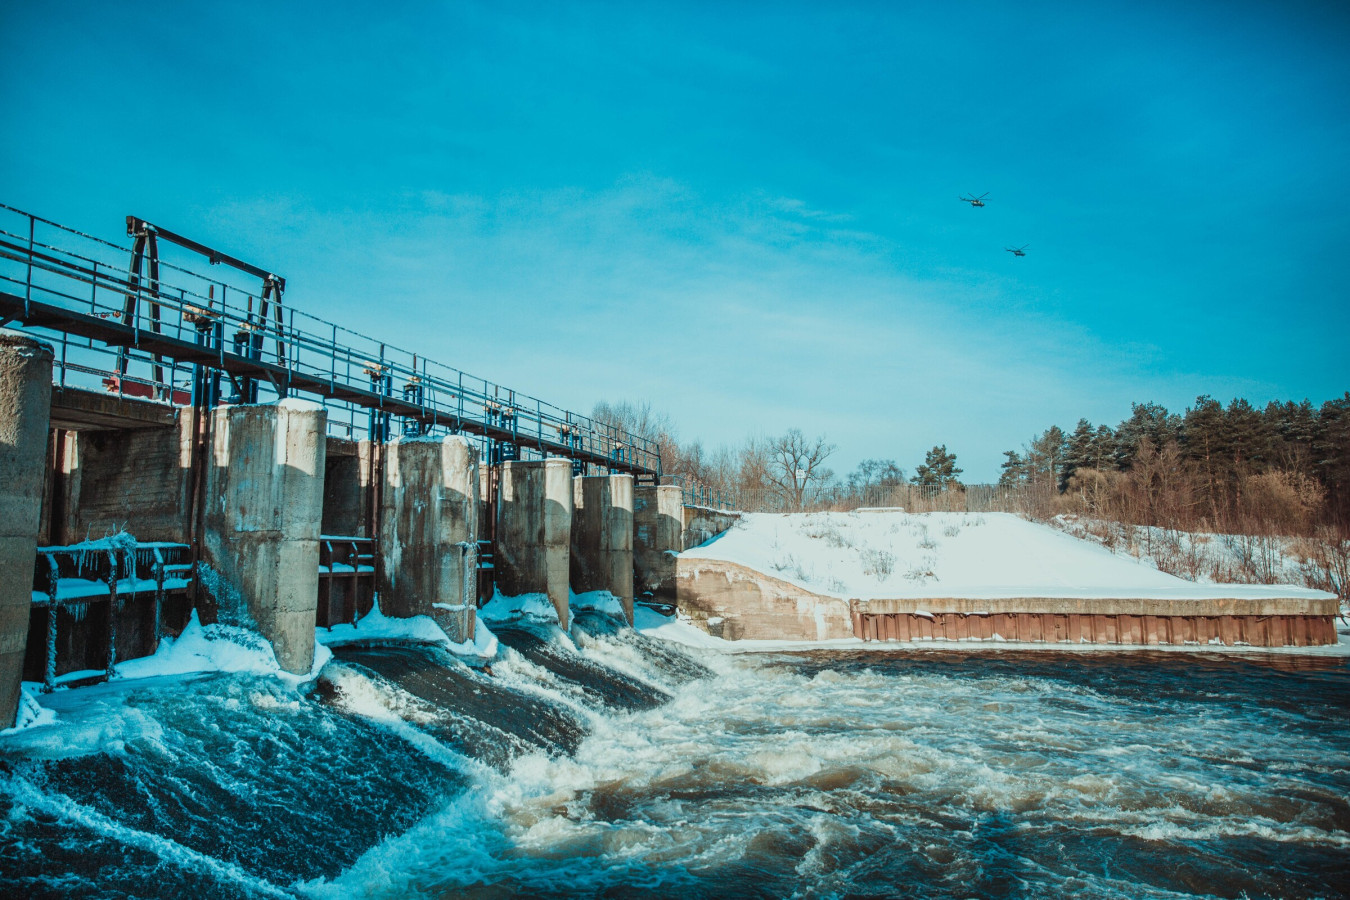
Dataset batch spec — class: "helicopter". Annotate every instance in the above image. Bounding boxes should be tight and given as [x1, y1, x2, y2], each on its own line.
[959, 192, 989, 208]
[1005, 245, 1028, 257]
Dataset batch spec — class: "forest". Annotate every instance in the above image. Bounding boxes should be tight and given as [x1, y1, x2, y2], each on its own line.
[594, 393, 1350, 596]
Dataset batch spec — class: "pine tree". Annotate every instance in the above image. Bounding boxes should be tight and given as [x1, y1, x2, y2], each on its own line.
[1314, 393, 1350, 525]
[1062, 419, 1096, 490]
[913, 445, 963, 488]
[998, 449, 1026, 486]
[1025, 426, 1067, 491]
[1114, 402, 1181, 470]
[1181, 395, 1225, 520]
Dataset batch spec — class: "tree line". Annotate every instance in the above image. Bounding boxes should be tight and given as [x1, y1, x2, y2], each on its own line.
[592, 400, 968, 513]
[997, 394, 1350, 533]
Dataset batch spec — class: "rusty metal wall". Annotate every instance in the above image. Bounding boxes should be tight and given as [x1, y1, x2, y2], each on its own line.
[851, 610, 1338, 647]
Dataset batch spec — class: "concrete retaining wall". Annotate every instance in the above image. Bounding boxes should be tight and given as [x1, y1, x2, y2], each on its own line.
[675, 557, 854, 640]
[322, 438, 375, 538]
[52, 420, 193, 544]
[682, 505, 740, 551]
[673, 555, 1338, 647]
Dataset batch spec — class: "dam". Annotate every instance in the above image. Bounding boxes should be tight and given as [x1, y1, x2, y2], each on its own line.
[0, 202, 1341, 732]
[0, 204, 1346, 899]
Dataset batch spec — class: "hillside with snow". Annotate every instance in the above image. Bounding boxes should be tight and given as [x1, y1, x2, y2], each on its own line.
[681, 510, 1335, 602]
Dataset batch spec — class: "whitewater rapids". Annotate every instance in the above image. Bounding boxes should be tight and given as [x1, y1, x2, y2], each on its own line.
[2, 610, 1347, 899]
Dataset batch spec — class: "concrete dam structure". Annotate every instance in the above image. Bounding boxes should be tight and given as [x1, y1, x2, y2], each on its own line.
[0, 329, 700, 727]
[0, 204, 699, 728]
[0, 202, 1339, 731]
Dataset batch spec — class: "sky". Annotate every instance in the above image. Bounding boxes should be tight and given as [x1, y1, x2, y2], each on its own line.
[3, 0, 1348, 482]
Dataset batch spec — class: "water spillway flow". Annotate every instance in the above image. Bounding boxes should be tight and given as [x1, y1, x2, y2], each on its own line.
[2, 612, 1348, 899]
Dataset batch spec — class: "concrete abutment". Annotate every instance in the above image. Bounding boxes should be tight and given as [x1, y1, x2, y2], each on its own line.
[0, 332, 53, 726]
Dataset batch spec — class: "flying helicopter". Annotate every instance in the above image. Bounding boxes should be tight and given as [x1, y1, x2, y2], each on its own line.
[1005, 245, 1028, 257]
[959, 192, 989, 208]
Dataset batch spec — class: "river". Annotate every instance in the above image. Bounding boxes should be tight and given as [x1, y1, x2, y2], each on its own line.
[2, 611, 1347, 899]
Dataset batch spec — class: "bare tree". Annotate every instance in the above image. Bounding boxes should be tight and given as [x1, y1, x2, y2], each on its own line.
[764, 429, 836, 511]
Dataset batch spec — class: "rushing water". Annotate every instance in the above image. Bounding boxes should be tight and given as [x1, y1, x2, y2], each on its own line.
[2, 611, 1347, 899]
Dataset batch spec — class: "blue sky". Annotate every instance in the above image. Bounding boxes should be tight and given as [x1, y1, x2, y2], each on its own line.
[4, 0, 1348, 481]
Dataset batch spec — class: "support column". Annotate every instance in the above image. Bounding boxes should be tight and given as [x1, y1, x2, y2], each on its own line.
[571, 474, 635, 623]
[496, 459, 573, 629]
[0, 332, 53, 727]
[378, 436, 479, 643]
[633, 484, 683, 604]
[203, 400, 326, 674]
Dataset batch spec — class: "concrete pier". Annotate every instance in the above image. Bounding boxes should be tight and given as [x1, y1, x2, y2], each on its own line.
[202, 400, 326, 674]
[634, 484, 683, 603]
[571, 474, 635, 623]
[0, 332, 53, 726]
[378, 436, 479, 643]
[496, 459, 574, 629]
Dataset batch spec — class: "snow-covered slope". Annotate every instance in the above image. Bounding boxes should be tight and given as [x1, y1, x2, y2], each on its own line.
[681, 511, 1334, 601]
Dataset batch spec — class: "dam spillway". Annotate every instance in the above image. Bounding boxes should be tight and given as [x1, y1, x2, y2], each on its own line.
[2, 622, 1348, 899]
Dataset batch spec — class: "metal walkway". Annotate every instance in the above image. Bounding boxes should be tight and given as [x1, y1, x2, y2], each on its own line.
[0, 203, 660, 476]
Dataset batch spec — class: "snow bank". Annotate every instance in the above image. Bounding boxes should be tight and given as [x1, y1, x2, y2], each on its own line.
[115, 611, 333, 686]
[683, 511, 1335, 602]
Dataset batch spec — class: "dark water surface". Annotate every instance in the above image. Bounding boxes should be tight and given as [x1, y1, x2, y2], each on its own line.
[1, 619, 1346, 899]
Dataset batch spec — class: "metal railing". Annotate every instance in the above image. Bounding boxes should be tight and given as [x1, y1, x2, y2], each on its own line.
[29, 540, 193, 690]
[0, 203, 661, 475]
[667, 475, 733, 510]
[317, 536, 376, 628]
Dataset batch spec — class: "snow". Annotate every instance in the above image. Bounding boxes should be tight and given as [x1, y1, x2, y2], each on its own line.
[276, 397, 326, 413]
[479, 589, 560, 625]
[32, 576, 193, 604]
[114, 611, 332, 685]
[571, 590, 627, 617]
[37, 532, 139, 555]
[316, 598, 498, 661]
[682, 511, 1336, 602]
[319, 564, 374, 574]
[0, 684, 58, 735]
[480, 588, 632, 625]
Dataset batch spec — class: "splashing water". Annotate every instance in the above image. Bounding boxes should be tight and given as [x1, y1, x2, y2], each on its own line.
[2, 619, 1347, 899]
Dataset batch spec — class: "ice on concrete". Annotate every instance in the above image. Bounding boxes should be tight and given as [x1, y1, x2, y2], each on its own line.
[114, 611, 332, 686]
[478, 589, 559, 625]
[318, 598, 497, 661]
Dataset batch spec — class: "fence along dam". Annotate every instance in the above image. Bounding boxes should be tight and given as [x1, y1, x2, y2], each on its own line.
[1, 205, 1346, 899]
